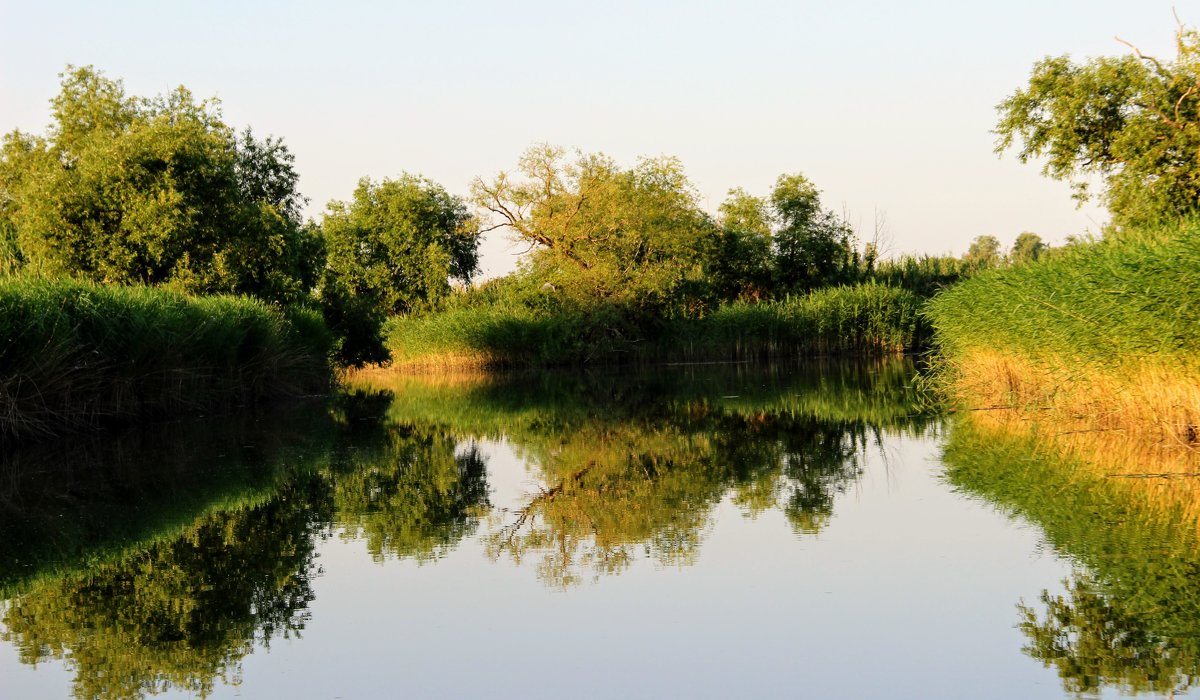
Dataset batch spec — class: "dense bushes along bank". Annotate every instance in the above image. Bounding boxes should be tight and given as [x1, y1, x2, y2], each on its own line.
[385, 282, 928, 369]
[0, 278, 334, 444]
[927, 223, 1200, 443]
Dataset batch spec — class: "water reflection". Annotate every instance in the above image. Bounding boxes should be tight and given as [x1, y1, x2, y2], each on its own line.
[943, 411, 1200, 697]
[356, 360, 932, 586]
[2, 475, 329, 700]
[0, 358, 937, 697]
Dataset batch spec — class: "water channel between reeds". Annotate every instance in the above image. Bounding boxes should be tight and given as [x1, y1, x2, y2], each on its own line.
[1, 358, 1196, 700]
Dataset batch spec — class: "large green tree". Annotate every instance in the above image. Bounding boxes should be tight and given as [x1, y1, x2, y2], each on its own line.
[317, 174, 481, 366]
[0, 66, 319, 303]
[996, 23, 1200, 229]
[707, 188, 774, 300]
[770, 173, 862, 293]
[470, 145, 716, 313]
[320, 174, 481, 316]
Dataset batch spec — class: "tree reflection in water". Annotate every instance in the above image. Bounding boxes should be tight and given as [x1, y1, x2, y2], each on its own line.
[1, 474, 330, 700]
[358, 360, 930, 587]
[1, 359, 932, 697]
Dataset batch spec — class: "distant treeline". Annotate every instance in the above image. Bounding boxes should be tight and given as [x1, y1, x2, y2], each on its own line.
[0, 66, 1002, 378]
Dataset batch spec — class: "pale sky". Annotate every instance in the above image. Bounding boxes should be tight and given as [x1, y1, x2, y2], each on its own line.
[1, 1, 1189, 277]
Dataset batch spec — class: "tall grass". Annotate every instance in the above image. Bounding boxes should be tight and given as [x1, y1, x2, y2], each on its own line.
[0, 278, 334, 443]
[386, 282, 927, 369]
[872, 255, 968, 298]
[927, 222, 1200, 441]
[660, 283, 927, 361]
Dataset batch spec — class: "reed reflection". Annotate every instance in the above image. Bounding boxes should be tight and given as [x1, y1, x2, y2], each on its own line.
[944, 411, 1200, 697]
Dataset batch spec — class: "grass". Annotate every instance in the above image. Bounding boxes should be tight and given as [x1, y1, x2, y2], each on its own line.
[0, 277, 335, 444]
[385, 282, 929, 369]
[926, 222, 1200, 443]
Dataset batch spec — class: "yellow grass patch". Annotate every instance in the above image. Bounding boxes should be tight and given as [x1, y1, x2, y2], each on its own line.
[946, 348, 1200, 447]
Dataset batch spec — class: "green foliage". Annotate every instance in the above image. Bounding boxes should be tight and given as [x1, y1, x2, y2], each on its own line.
[871, 255, 969, 298]
[707, 188, 774, 300]
[1009, 231, 1047, 265]
[770, 173, 862, 293]
[471, 145, 716, 314]
[386, 282, 926, 367]
[661, 283, 927, 361]
[0, 66, 318, 303]
[996, 24, 1200, 228]
[962, 234, 1002, 270]
[317, 173, 482, 366]
[0, 277, 333, 443]
[927, 220, 1200, 368]
[322, 174, 481, 315]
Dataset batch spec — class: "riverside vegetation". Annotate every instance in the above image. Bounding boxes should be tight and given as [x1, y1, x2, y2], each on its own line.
[6, 21, 1200, 446]
[930, 22, 1200, 444]
[0, 66, 967, 444]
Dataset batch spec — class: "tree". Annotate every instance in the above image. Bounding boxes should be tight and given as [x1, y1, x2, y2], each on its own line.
[706, 188, 774, 300]
[315, 174, 480, 366]
[1010, 231, 1047, 264]
[321, 174, 481, 316]
[0, 66, 319, 303]
[963, 234, 1002, 269]
[470, 145, 716, 313]
[996, 22, 1200, 228]
[770, 173, 859, 293]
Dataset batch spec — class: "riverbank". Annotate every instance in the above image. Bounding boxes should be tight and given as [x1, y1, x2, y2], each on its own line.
[926, 224, 1200, 445]
[0, 278, 334, 445]
[384, 282, 928, 370]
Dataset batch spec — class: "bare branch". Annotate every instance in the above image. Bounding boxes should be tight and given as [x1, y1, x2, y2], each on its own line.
[1116, 35, 1169, 75]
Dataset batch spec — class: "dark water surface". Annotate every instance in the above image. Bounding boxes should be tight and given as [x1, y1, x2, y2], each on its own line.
[1, 360, 1196, 699]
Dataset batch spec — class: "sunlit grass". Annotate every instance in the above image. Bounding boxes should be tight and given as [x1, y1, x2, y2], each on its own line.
[927, 222, 1200, 443]
[385, 282, 928, 369]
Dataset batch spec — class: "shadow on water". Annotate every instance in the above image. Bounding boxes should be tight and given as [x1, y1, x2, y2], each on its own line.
[1, 357, 938, 698]
[942, 411, 1200, 697]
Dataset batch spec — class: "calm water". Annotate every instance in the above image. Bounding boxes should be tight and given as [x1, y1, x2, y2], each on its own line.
[1, 360, 1197, 699]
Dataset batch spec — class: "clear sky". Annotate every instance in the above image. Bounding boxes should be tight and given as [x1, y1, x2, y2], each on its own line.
[1, 1, 1189, 277]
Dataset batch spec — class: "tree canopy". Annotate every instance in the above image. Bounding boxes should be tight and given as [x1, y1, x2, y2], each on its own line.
[322, 174, 481, 316]
[996, 23, 1200, 229]
[0, 66, 318, 303]
[470, 145, 716, 313]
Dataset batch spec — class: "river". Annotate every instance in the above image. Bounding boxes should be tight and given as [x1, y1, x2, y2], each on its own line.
[1, 359, 1196, 699]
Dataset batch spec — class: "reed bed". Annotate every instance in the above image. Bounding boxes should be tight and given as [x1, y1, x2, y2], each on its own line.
[0, 278, 334, 443]
[927, 223, 1200, 443]
[386, 283, 927, 369]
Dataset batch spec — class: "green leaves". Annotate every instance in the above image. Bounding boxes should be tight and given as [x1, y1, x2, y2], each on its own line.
[1, 65, 316, 304]
[996, 26, 1200, 227]
[321, 174, 481, 317]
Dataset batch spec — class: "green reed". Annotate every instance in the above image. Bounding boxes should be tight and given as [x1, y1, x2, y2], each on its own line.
[385, 282, 928, 368]
[0, 277, 334, 443]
